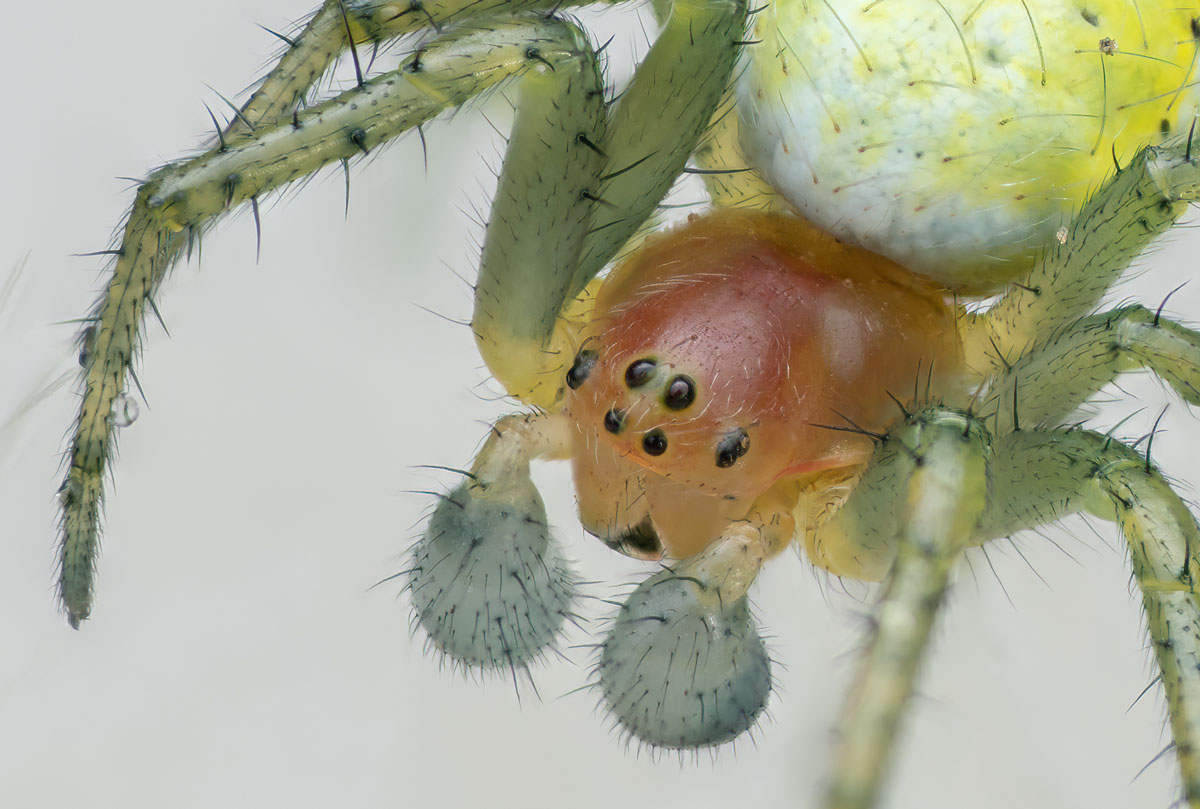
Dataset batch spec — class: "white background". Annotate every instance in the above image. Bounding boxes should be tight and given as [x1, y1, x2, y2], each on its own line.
[2, 1, 1199, 807]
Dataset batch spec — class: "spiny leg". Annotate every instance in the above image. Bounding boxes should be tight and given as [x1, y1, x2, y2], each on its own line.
[227, 0, 619, 136]
[983, 305, 1200, 431]
[236, 0, 751, 403]
[570, 0, 748, 289]
[961, 138, 1200, 376]
[981, 429, 1200, 808]
[59, 17, 607, 625]
[475, 0, 750, 404]
[814, 407, 990, 809]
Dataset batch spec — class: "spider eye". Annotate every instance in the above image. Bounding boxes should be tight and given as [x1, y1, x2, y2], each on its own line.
[663, 375, 696, 411]
[715, 428, 750, 468]
[604, 408, 626, 434]
[566, 349, 598, 389]
[624, 358, 657, 388]
[642, 429, 668, 456]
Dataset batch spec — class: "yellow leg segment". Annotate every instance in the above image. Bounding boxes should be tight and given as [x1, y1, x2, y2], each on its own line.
[983, 305, 1200, 431]
[982, 430, 1200, 807]
[227, 0, 628, 136]
[474, 0, 749, 406]
[818, 408, 990, 809]
[963, 140, 1200, 376]
[58, 18, 606, 625]
[570, 0, 749, 290]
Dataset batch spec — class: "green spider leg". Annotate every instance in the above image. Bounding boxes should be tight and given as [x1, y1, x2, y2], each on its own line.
[981, 430, 1200, 809]
[971, 142, 1200, 434]
[59, 0, 750, 636]
[819, 408, 991, 809]
[983, 305, 1200, 432]
[61, 14, 591, 624]
[223, 0, 593, 136]
[810, 408, 1200, 809]
[962, 140, 1200, 377]
[806, 138, 1200, 809]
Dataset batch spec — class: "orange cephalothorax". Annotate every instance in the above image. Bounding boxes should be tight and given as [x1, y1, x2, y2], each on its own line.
[564, 210, 960, 558]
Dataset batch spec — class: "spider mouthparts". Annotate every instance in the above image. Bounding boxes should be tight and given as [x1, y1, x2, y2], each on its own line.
[588, 516, 665, 561]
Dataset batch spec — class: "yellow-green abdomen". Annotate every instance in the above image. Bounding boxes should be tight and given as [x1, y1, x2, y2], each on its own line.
[741, 0, 1200, 290]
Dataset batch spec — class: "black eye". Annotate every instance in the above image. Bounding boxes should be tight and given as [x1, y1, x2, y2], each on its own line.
[604, 408, 626, 434]
[715, 428, 750, 468]
[663, 375, 695, 411]
[566, 349, 597, 389]
[642, 429, 668, 456]
[624, 358, 657, 388]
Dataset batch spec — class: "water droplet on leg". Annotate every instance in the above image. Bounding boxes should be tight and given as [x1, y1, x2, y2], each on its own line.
[110, 394, 139, 428]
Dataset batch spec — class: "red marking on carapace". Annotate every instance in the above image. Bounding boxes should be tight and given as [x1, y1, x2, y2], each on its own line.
[566, 209, 960, 557]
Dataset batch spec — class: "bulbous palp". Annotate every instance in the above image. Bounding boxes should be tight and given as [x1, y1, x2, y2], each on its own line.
[407, 481, 576, 670]
[598, 566, 771, 749]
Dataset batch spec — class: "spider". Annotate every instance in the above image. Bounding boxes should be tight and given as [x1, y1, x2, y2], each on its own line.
[7, 0, 1200, 801]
